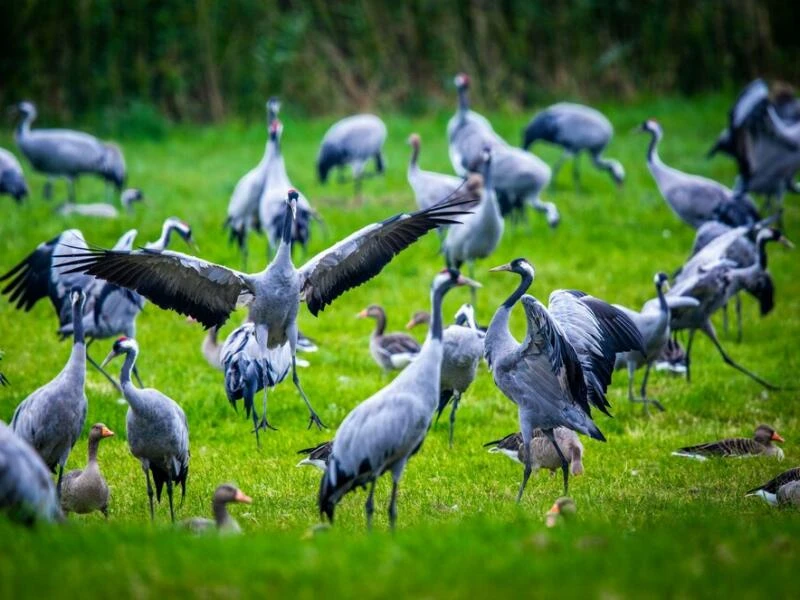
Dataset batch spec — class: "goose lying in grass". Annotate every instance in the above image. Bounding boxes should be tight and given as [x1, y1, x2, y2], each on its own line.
[746, 467, 800, 506]
[673, 425, 785, 460]
[485, 428, 585, 476]
[180, 484, 252, 534]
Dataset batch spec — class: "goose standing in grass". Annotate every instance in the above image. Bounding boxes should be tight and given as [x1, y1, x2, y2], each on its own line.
[613, 273, 699, 412]
[319, 269, 480, 529]
[442, 148, 504, 302]
[10, 287, 87, 496]
[60, 423, 114, 518]
[63, 191, 472, 431]
[0, 421, 62, 525]
[55, 187, 143, 219]
[258, 119, 315, 257]
[747, 467, 800, 506]
[180, 484, 251, 534]
[358, 305, 421, 372]
[484, 428, 585, 475]
[673, 425, 785, 461]
[101, 338, 189, 522]
[317, 114, 387, 197]
[522, 102, 624, 188]
[406, 308, 485, 446]
[639, 119, 760, 228]
[0, 147, 28, 202]
[14, 101, 126, 203]
[296, 441, 332, 470]
[226, 98, 281, 266]
[407, 133, 483, 213]
[484, 258, 643, 499]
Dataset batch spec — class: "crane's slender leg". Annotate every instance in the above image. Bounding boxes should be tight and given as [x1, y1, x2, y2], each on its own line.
[67, 177, 76, 204]
[143, 465, 155, 521]
[448, 392, 461, 448]
[551, 150, 572, 186]
[469, 261, 477, 306]
[86, 353, 122, 392]
[255, 366, 278, 433]
[56, 462, 65, 498]
[701, 322, 778, 390]
[166, 478, 175, 523]
[388, 465, 405, 531]
[685, 329, 696, 383]
[43, 178, 54, 201]
[721, 302, 729, 335]
[289, 323, 326, 429]
[735, 293, 743, 343]
[572, 153, 581, 189]
[542, 428, 570, 496]
[626, 361, 636, 403]
[528, 196, 560, 228]
[516, 416, 534, 503]
[639, 363, 664, 412]
[365, 479, 377, 531]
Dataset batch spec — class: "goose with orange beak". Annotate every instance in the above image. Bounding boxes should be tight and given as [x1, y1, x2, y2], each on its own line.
[60, 423, 115, 518]
[180, 484, 253, 534]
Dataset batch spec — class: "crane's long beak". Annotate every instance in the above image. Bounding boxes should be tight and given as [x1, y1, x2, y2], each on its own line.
[100, 426, 115, 438]
[187, 236, 200, 252]
[100, 350, 118, 369]
[456, 274, 482, 288]
[779, 235, 795, 249]
[488, 263, 512, 273]
[235, 490, 253, 504]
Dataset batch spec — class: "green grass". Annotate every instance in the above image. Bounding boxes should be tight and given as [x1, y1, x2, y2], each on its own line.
[1, 94, 799, 598]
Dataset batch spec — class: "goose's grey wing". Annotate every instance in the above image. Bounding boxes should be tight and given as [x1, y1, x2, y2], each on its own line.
[298, 199, 473, 316]
[57, 249, 254, 329]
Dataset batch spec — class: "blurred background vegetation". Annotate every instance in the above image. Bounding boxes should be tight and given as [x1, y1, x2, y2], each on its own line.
[2, 0, 798, 132]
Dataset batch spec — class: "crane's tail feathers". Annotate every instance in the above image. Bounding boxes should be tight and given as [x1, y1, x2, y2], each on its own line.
[586, 422, 606, 442]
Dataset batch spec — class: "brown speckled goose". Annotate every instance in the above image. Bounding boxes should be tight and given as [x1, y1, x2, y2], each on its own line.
[296, 440, 332, 470]
[60, 423, 114, 517]
[673, 424, 785, 461]
[180, 484, 252, 534]
[746, 467, 800, 506]
[358, 305, 420, 371]
[484, 428, 584, 475]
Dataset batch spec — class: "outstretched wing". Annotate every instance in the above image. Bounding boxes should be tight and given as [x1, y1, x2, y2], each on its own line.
[298, 198, 472, 315]
[548, 290, 644, 414]
[58, 248, 254, 329]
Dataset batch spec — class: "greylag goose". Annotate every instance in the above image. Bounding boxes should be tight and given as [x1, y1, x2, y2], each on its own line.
[484, 428, 585, 476]
[180, 484, 252, 534]
[747, 467, 800, 507]
[358, 305, 420, 372]
[60, 423, 114, 517]
[673, 425, 785, 460]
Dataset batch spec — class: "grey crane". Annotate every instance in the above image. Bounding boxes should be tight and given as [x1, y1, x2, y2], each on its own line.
[687, 220, 793, 341]
[101, 337, 189, 522]
[317, 114, 387, 197]
[407, 133, 483, 213]
[55, 188, 143, 219]
[14, 101, 126, 203]
[639, 119, 761, 228]
[0, 147, 28, 203]
[59, 423, 114, 517]
[179, 484, 252, 534]
[405, 306, 485, 447]
[0, 421, 62, 525]
[10, 287, 88, 497]
[258, 119, 316, 258]
[358, 305, 421, 372]
[220, 321, 292, 445]
[667, 226, 788, 388]
[708, 79, 800, 224]
[492, 145, 558, 227]
[613, 273, 700, 412]
[225, 98, 281, 266]
[447, 73, 505, 177]
[319, 269, 480, 529]
[61, 190, 472, 430]
[442, 148, 504, 303]
[484, 258, 643, 499]
[522, 102, 625, 188]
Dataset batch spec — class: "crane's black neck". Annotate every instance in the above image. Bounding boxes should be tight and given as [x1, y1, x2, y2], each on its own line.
[119, 348, 138, 386]
[409, 143, 419, 168]
[482, 156, 493, 191]
[656, 280, 668, 315]
[457, 87, 469, 123]
[72, 298, 85, 345]
[430, 282, 452, 341]
[646, 130, 661, 164]
[281, 202, 294, 247]
[502, 271, 533, 309]
[757, 235, 770, 269]
[16, 113, 33, 138]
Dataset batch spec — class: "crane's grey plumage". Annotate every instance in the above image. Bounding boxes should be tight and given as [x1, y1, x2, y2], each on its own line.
[59, 423, 114, 517]
[407, 133, 483, 214]
[406, 306, 485, 446]
[0, 421, 62, 525]
[639, 119, 760, 228]
[484, 258, 643, 500]
[319, 269, 480, 529]
[522, 102, 624, 187]
[358, 305, 420, 372]
[746, 467, 800, 506]
[225, 98, 281, 265]
[61, 190, 473, 430]
[101, 338, 189, 522]
[258, 119, 315, 257]
[14, 101, 126, 203]
[613, 273, 699, 412]
[317, 114, 387, 195]
[220, 321, 292, 445]
[179, 484, 251, 534]
[0, 147, 28, 202]
[442, 148, 504, 301]
[667, 226, 787, 389]
[708, 79, 800, 224]
[10, 287, 88, 496]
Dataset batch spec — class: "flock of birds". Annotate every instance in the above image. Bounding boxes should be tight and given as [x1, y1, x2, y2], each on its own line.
[0, 73, 799, 532]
